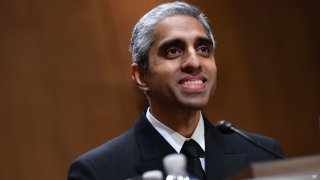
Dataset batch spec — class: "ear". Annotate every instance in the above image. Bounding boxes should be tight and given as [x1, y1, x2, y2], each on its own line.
[130, 63, 150, 92]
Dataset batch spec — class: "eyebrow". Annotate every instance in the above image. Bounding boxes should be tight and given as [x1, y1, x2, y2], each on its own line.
[158, 36, 214, 52]
[158, 38, 184, 53]
[196, 37, 214, 48]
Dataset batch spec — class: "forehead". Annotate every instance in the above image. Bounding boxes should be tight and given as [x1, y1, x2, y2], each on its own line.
[153, 15, 208, 42]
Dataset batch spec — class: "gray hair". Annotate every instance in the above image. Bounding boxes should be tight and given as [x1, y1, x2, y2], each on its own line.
[129, 1, 215, 70]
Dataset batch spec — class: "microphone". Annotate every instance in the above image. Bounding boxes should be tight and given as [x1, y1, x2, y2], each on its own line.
[216, 120, 284, 159]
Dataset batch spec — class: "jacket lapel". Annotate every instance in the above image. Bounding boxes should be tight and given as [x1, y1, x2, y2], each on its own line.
[204, 118, 246, 179]
[133, 113, 247, 179]
[134, 112, 176, 174]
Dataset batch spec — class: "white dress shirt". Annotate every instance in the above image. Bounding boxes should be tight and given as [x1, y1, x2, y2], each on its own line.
[146, 107, 206, 170]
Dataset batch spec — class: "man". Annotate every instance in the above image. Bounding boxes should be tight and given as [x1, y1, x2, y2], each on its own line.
[68, 2, 283, 180]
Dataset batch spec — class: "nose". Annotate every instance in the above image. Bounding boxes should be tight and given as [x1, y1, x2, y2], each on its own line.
[180, 48, 201, 74]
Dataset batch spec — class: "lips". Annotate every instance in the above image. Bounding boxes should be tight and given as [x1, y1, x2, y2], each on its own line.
[181, 80, 203, 85]
[179, 76, 207, 91]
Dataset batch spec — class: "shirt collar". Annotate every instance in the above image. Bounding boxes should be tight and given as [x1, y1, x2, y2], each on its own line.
[146, 107, 205, 153]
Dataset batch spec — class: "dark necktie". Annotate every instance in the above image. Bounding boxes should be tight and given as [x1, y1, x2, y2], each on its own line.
[180, 139, 206, 180]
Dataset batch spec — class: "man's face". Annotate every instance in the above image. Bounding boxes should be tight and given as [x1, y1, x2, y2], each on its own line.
[143, 15, 217, 111]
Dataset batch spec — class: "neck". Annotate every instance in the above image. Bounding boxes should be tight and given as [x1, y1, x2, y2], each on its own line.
[149, 104, 201, 138]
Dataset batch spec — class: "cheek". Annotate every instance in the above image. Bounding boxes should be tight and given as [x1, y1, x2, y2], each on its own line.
[146, 63, 176, 85]
[213, 65, 218, 77]
[152, 60, 179, 75]
[206, 61, 218, 76]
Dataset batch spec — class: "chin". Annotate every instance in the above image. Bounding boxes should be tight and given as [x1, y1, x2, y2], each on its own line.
[179, 100, 209, 111]
[175, 92, 212, 110]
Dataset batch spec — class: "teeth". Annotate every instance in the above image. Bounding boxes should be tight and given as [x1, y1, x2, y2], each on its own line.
[182, 80, 203, 84]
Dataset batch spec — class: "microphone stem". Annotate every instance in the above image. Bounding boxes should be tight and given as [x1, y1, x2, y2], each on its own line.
[231, 127, 284, 159]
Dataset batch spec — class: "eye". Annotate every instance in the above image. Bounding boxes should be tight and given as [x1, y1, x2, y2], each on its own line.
[165, 47, 183, 59]
[196, 45, 212, 57]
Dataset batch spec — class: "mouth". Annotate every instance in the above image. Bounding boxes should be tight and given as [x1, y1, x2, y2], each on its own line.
[180, 79, 205, 85]
[178, 76, 207, 91]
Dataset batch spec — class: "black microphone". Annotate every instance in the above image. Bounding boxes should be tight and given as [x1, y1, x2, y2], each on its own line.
[217, 120, 284, 159]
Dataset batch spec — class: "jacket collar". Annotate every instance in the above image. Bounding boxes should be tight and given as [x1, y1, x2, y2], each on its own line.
[134, 112, 176, 174]
[204, 117, 246, 179]
[133, 111, 247, 179]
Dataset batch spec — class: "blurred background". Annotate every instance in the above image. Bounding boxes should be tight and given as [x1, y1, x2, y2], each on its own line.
[0, 0, 319, 179]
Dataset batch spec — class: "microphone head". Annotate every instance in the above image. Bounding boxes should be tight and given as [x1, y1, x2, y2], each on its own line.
[163, 153, 187, 175]
[216, 120, 235, 134]
[142, 170, 163, 180]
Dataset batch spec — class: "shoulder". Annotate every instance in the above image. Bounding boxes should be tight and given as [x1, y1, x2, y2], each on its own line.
[68, 128, 140, 180]
[243, 131, 283, 155]
[80, 128, 136, 161]
[224, 129, 283, 159]
[204, 119, 283, 160]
